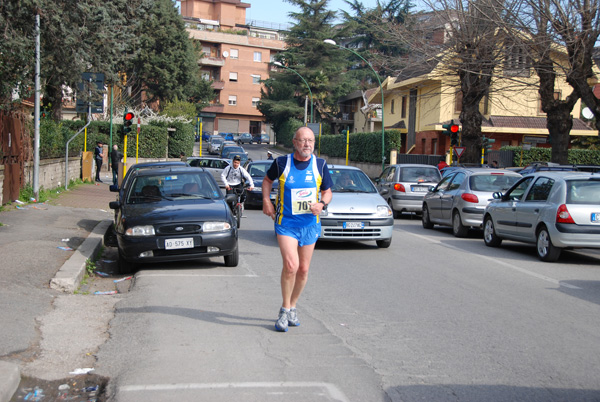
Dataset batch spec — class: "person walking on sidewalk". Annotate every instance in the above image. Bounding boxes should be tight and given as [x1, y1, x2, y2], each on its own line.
[94, 141, 104, 182]
[261, 127, 333, 332]
[110, 144, 123, 185]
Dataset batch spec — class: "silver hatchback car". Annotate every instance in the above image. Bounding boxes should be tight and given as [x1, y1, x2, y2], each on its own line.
[483, 171, 600, 261]
[320, 165, 394, 248]
[422, 168, 522, 237]
[375, 164, 441, 217]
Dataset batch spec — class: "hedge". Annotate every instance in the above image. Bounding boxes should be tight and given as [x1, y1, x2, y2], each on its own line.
[503, 146, 600, 166]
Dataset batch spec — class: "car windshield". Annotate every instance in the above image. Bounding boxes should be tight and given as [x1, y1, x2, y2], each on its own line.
[470, 174, 520, 192]
[330, 169, 377, 193]
[211, 137, 224, 143]
[567, 179, 600, 204]
[400, 167, 440, 183]
[126, 172, 221, 203]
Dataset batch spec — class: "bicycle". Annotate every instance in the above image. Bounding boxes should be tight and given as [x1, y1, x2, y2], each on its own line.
[230, 185, 247, 228]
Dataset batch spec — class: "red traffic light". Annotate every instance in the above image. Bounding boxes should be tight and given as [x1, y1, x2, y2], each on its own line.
[124, 112, 134, 121]
[449, 124, 459, 133]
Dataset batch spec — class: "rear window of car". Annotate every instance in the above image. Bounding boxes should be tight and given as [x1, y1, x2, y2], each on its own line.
[248, 163, 269, 177]
[399, 167, 440, 183]
[470, 174, 520, 192]
[567, 180, 600, 204]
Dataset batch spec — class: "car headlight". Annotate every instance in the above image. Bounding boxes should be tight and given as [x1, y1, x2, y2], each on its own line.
[203, 222, 232, 232]
[125, 225, 155, 236]
[320, 208, 328, 217]
[377, 205, 392, 217]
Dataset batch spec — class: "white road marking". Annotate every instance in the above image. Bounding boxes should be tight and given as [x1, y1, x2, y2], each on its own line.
[120, 382, 349, 402]
[407, 231, 582, 290]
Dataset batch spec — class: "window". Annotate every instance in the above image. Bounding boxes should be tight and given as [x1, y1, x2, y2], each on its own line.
[252, 97, 260, 107]
[504, 47, 531, 77]
[455, 90, 490, 114]
[228, 95, 237, 106]
[401, 96, 407, 118]
[201, 71, 210, 81]
[230, 49, 238, 59]
[254, 51, 262, 62]
[526, 177, 554, 201]
[251, 74, 261, 84]
[391, 99, 395, 114]
[229, 72, 238, 82]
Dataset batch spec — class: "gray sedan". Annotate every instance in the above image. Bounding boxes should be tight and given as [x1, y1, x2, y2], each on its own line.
[483, 171, 600, 261]
[187, 157, 230, 188]
[422, 168, 521, 237]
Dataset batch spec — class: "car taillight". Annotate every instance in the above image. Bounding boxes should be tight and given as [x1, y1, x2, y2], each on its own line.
[556, 204, 575, 224]
[394, 183, 406, 192]
[461, 193, 479, 203]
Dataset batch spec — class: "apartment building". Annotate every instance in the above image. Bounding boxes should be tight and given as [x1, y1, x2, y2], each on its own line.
[180, 0, 286, 136]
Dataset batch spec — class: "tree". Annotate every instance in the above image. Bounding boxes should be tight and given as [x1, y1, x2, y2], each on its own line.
[257, 79, 304, 134]
[273, 0, 358, 126]
[0, 0, 37, 109]
[126, 0, 210, 107]
[40, 0, 136, 120]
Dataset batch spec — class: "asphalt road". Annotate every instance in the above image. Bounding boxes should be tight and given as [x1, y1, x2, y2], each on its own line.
[93, 211, 600, 401]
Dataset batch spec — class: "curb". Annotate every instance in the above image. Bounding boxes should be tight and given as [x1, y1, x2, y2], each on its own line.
[50, 219, 112, 293]
[0, 361, 19, 402]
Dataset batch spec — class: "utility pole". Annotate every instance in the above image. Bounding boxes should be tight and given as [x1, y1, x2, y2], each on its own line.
[33, 12, 41, 198]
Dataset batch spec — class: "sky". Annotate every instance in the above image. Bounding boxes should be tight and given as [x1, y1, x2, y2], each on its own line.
[244, 0, 382, 27]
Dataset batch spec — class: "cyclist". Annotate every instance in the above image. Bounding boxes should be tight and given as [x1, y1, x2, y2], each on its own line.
[221, 155, 254, 202]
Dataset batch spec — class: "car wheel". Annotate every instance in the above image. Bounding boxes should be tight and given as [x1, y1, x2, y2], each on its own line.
[376, 238, 392, 248]
[483, 215, 502, 247]
[452, 210, 468, 238]
[536, 226, 561, 262]
[388, 199, 400, 219]
[224, 246, 239, 267]
[117, 250, 136, 275]
[422, 204, 434, 229]
[103, 223, 118, 247]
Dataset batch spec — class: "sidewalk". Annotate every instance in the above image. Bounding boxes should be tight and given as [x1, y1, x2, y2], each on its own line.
[0, 173, 116, 402]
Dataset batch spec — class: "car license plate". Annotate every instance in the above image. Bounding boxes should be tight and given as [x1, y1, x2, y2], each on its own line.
[343, 222, 364, 229]
[270, 193, 277, 200]
[411, 186, 429, 192]
[165, 238, 194, 250]
[592, 213, 600, 222]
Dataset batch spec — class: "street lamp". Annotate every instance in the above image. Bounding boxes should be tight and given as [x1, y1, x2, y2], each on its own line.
[324, 39, 386, 170]
[272, 61, 314, 124]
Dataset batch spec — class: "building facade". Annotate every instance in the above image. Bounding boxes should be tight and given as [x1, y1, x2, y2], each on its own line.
[180, 0, 286, 137]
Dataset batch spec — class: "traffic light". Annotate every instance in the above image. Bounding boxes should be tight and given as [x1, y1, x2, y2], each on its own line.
[442, 120, 460, 146]
[482, 136, 495, 151]
[123, 111, 134, 135]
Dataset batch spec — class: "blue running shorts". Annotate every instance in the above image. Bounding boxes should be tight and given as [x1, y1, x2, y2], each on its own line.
[275, 223, 321, 246]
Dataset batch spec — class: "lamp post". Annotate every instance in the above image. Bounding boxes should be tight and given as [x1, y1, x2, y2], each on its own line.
[324, 39, 386, 170]
[273, 61, 314, 124]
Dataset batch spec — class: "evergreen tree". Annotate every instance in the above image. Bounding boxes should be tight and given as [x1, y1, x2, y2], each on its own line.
[127, 0, 213, 108]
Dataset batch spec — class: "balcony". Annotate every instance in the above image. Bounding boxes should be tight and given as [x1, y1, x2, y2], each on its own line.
[211, 80, 225, 90]
[200, 56, 225, 67]
[202, 103, 224, 113]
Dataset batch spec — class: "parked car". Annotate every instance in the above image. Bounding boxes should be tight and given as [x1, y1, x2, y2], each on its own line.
[319, 165, 393, 248]
[108, 166, 239, 273]
[483, 171, 600, 261]
[422, 168, 522, 237]
[187, 156, 230, 187]
[208, 136, 225, 155]
[518, 162, 576, 175]
[252, 133, 270, 144]
[220, 133, 235, 141]
[237, 133, 253, 144]
[242, 159, 278, 208]
[375, 164, 442, 217]
[202, 132, 211, 142]
[220, 145, 248, 161]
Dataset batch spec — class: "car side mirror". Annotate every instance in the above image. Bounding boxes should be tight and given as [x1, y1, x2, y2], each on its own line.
[492, 191, 502, 199]
[379, 188, 389, 196]
[109, 201, 120, 210]
[429, 185, 436, 192]
[109, 184, 119, 192]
